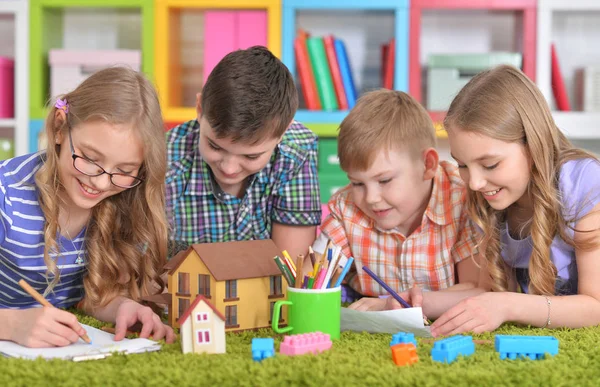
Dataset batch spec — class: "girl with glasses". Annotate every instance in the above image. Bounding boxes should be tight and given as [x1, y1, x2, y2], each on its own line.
[0, 67, 175, 347]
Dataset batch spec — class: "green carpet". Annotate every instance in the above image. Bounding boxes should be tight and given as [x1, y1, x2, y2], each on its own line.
[2, 313, 600, 387]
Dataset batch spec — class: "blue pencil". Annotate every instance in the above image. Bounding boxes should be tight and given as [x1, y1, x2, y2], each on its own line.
[362, 265, 411, 309]
[333, 257, 354, 288]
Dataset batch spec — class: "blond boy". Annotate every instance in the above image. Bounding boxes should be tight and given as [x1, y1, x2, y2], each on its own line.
[315, 90, 479, 311]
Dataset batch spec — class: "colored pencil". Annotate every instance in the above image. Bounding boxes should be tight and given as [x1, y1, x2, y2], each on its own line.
[295, 254, 305, 288]
[361, 266, 431, 325]
[314, 261, 329, 289]
[323, 239, 332, 261]
[274, 256, 295, 286]
[308, 246, 317, 266]
[326, 247, 343, 288]
[282, 250, 297, 272]
[322, 249, 339, 289]
[18, 279, 92, 344]
[362, 266, 411, 308]
[333, 257, 354, 288]
[329, 267, 342, 288]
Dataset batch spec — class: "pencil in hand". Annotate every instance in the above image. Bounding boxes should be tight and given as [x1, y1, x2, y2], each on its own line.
[18, 279, 92, 344]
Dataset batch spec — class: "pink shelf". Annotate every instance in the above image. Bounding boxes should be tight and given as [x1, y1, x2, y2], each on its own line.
[409, 0, 537, 103]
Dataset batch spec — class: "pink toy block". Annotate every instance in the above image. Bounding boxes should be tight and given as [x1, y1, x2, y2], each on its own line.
[0, 57, 15, 118]
[203, 11, 236, 83]
[279, 332, 332, 356]
[237, 11, 267, 50]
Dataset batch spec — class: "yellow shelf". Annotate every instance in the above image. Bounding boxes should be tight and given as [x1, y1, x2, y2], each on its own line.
[155, 0, 282, 122]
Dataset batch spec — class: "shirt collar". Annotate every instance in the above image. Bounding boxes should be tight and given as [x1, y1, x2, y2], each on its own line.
[183, 146, 215, 196]
[424, 165, 453, 226]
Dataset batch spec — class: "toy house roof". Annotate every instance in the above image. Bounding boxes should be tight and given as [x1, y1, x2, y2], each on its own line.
[166, 239, 284, 281]
[178, 294, 226, 325]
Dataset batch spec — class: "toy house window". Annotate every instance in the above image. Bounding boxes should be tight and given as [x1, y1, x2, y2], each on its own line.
[196, 329, 211, 344]
[198, 274, 211, 298]
[269, 301, 284, 323]
[225, 305, 237, 327]
[270, 276, 283, 296]
[178, 298, 190, 318]
[196, 312, 209, 322]
[225, 280, 237, 299]
[178, 272, 190, 295]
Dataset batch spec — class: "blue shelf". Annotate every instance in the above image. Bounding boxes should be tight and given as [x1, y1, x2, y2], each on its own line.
[294, 110, 349, 124]
[284, 0, 409, 10]
[282, 0, 410, 100]
[29, 119, 44, 154]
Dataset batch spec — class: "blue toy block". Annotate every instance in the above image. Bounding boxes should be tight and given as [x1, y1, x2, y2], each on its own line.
[431, 335, 475, 364]
[495, 335, 559, 360]
[390, 332, 417, 348]
[252, 338, 275, 362]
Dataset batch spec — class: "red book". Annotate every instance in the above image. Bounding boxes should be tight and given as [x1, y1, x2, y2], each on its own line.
[295, 30, 321, 110]
[381, 43, 389, 87]
[383, 38, 395, 89]
[551, 43, 571, 111]
[323, 35, 348, 110]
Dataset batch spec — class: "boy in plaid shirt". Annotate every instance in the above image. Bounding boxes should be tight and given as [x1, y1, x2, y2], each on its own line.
[166, 47, 321, 258]
[315, 90, 480, 311]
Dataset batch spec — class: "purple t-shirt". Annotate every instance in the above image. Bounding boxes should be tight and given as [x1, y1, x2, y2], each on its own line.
[501, 158, 600, 295]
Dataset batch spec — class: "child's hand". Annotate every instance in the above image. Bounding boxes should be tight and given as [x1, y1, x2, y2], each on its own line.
[430, 292, 505, 337]
[114, 299, 176, 343]
[9, 307, 84, 348]
[348, 297, 387, 311]
[394, 285, 424, 309]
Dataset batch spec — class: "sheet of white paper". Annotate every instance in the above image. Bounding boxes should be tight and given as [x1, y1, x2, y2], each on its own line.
[0, 324, 161, 361]
[341, 307, 432, 337]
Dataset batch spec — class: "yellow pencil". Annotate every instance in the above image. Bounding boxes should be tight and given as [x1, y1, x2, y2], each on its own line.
[282, 250, 297, 272]
[18, 279, 91, 344]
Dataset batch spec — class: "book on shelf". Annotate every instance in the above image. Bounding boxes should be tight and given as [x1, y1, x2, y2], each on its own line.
[382, 38, 395, 90]
[551, 43, 571, 112]
[307, 36, 339, 111]
[334, 38, 357, 109]
[295, 30, 321, 110]
[323, 35, 349, 110]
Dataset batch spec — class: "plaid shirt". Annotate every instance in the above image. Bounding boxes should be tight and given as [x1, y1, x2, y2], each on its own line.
[319, 161, 478, 296]
[166, 119, 321, 254]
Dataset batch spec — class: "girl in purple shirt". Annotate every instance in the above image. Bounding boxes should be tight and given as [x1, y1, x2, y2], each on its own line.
[393, 65, 600, 336]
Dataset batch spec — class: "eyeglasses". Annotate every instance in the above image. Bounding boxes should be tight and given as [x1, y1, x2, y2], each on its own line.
[67, 127, 144, 189]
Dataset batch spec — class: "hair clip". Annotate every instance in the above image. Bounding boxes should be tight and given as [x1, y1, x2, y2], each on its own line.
[55, 98, 69, 114]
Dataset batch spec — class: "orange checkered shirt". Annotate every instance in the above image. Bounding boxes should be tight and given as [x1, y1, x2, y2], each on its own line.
[319, 161, 478, 296]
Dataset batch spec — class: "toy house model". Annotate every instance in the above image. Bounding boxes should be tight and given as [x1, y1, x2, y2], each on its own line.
[179, 295, 226, 354]
[144, 239, 288, 332]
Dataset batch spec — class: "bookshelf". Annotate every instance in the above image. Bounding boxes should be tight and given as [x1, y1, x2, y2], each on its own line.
[410, 0, 537, 129]
[282, 0, 409, 136]
[154, 0, 281, 123]
[537, 0, 600, 142]
[0, 0, 28, 157]
[29, 0, 155, 123]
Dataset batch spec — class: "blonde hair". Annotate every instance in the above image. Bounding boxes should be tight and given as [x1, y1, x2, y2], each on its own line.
[338, 89, 436, 172]
[444, 65, 599, 296]
[36, 67, 168, 310]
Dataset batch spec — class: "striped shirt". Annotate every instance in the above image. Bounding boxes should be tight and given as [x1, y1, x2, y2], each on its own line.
[165, 119, 321, 254]
[0, 153, 86, 309]
[319, 161, 478, 296]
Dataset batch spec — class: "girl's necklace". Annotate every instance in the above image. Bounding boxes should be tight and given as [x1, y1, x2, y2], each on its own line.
[65, 229, 84, 265]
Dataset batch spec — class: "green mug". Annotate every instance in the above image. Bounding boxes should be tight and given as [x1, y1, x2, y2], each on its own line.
[272, 287, 341, 340]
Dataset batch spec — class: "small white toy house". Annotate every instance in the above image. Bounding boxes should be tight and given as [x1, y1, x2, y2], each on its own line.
[179, 295, 226, 354]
